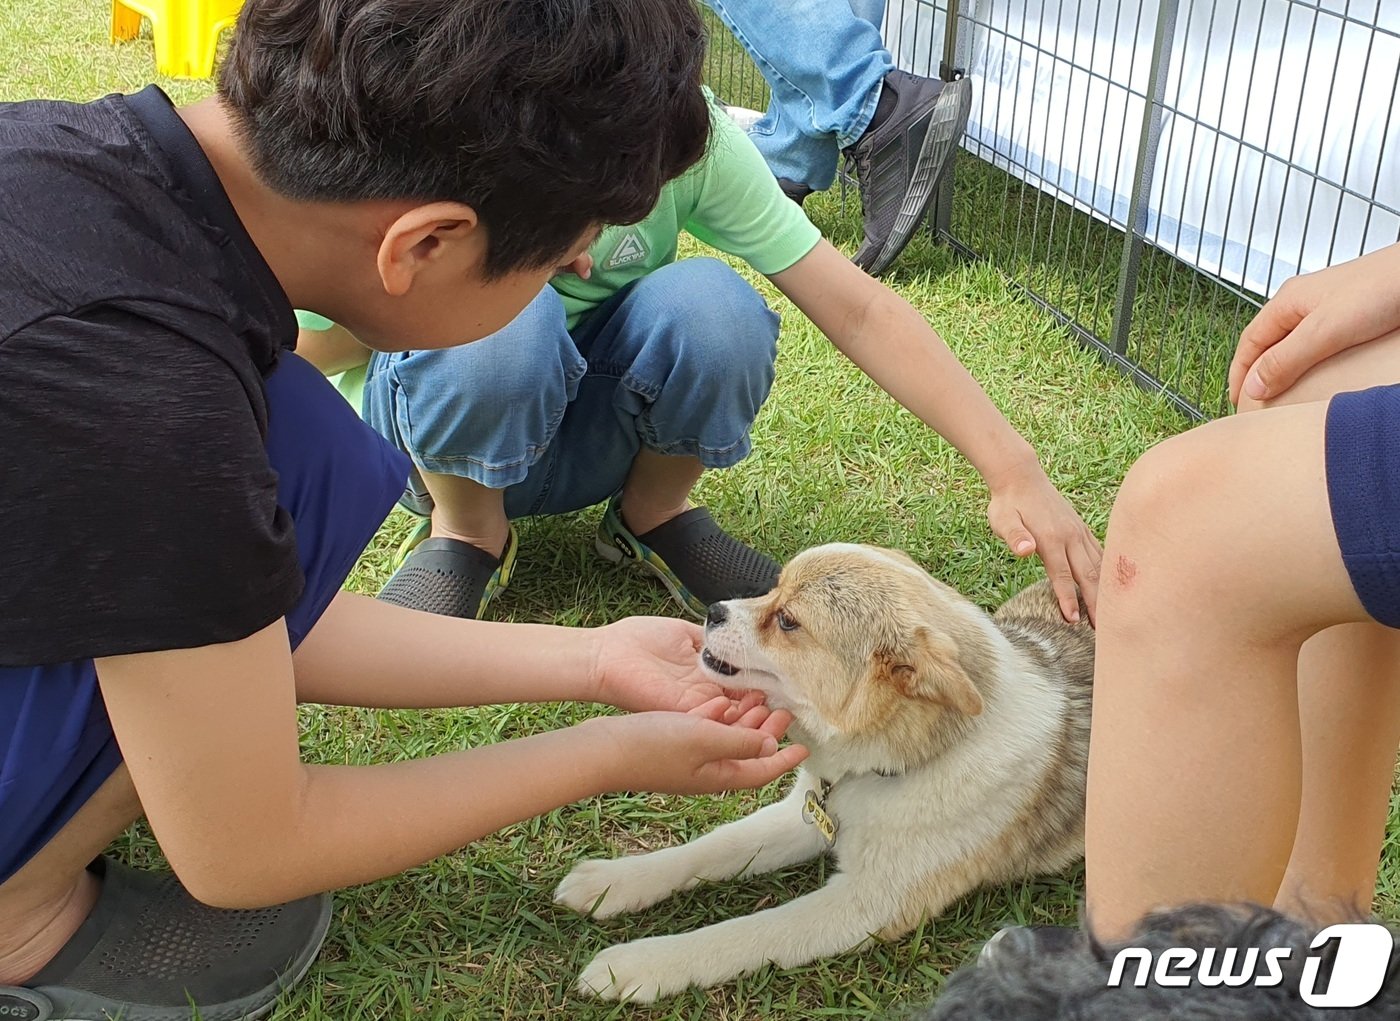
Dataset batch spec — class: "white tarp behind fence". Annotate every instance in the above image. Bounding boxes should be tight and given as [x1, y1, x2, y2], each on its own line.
[885, 0, 1400, 296]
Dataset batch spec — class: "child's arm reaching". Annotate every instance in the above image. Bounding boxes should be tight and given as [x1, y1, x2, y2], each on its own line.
[293, 590, 753, 716]
[769, 239, 1101, 623]
[95, 617, 805, 910]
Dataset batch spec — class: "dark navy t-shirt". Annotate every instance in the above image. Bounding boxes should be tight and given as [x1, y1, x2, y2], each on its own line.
[0, 87, 411, 882]
[0, 86, 304, 666]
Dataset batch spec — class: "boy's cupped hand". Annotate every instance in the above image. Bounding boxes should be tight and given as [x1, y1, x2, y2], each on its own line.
[590, 615, 767, 717]
[593, 697, 808, 795]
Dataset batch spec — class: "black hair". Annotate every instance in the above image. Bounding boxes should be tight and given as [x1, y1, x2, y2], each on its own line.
[219, 0, 710, 277]
[915, 905, 1400, 1021]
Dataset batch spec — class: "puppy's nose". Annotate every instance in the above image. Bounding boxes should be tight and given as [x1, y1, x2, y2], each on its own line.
[706, 602, 729, 628]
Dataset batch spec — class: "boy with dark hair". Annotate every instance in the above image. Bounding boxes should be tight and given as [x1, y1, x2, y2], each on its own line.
[0, 2, 805, 1018]
[301, 98, 1101, 625]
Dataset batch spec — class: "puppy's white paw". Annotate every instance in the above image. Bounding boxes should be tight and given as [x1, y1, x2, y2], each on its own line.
[554, 856, 685, 919]
[576, 937, 696, 1002]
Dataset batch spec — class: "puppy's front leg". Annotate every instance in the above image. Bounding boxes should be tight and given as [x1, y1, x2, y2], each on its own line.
[555, 780, 826, 919]
[576, 871, 902, 1002]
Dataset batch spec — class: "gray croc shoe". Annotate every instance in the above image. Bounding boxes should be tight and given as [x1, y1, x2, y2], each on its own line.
[2, 857, 331, 1021]
[595, 497, 780, 617]
[377, 527, 519, 620]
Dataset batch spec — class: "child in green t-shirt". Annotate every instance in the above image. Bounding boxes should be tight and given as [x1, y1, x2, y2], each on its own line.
[301, 99, 1102, 623]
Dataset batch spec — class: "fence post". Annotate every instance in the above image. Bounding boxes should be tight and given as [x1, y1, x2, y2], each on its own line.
[930, 0, 964, 238]
[1108, 0, 1181, 356]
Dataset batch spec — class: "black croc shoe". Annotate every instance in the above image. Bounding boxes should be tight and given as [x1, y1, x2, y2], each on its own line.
[2, 857, 331, 1021]
[595, 497, 780, 617]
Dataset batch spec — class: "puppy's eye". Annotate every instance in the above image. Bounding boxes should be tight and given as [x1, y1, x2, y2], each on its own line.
[775, 609, 801, 632]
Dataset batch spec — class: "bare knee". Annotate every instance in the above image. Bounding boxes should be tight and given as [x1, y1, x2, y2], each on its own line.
[1105, 411, 1349, 647]
[1106, 435, 1207, 567]
[1100, 431, 1248, 627]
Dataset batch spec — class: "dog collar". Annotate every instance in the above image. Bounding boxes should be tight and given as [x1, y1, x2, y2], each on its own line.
[801, 779, 839, 846]
[801, 769, 903, 846]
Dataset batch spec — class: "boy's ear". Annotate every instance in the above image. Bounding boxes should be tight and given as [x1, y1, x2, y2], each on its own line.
[376, 201, 481, 297]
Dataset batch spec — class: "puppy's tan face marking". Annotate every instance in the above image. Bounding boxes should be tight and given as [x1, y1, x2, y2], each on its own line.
[703, 544, 991, 749]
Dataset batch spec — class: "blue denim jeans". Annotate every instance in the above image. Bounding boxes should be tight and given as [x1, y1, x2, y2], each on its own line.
[362, 258, 781, 520]
[705, 0, 892, 191]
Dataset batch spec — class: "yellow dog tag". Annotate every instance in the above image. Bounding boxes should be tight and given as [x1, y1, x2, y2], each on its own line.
[802, 786, 838, 846]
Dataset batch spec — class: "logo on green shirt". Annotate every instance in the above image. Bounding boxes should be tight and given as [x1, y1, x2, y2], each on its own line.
[605, 231, 650, 270]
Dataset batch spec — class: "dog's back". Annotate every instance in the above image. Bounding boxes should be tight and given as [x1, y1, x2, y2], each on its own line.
[993, 579, 1095, 695]
[985, 580, 1095, 877]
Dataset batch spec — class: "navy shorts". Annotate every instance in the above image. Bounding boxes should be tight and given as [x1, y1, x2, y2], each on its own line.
[0, 353, 409, 883]
[1326, 382, 1400, 629]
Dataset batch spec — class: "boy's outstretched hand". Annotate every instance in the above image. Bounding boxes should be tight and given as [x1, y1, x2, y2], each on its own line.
[985, 460, 1102, 625]
[593, 697, 808, 795]
[590, 615, 766, 717]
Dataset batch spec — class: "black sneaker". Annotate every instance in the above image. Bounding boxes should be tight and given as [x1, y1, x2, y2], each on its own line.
[4, 856, 331, 1021]
[777, 177, 814, 207]
[843, 72, 973, 276]
[595, 497, 780, 618]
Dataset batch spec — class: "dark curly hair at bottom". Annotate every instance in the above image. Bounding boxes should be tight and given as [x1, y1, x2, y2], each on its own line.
[911, 904, 1400, 1020]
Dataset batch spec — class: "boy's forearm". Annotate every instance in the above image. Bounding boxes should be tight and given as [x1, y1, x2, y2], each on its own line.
[292, 591, 603, 709]
[185, 720, 624, 908]
[775, 242, 1043, 487]
[848, 288, 1042, 485]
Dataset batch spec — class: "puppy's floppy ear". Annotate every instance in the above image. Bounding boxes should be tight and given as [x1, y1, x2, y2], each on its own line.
[877, 626, 985, 717]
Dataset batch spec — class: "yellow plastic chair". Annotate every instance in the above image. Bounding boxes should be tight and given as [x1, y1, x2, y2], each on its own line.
[110, 0, 245, 79]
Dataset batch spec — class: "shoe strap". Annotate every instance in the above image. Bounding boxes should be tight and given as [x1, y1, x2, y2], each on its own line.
[631, 506, 718, 546]
[0, 987, 54, 1020]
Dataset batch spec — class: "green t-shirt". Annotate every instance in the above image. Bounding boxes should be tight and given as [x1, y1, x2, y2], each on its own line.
[293, 310, 367, 411]
[296, 96, 821, 402]
[554, 97, 821, 329]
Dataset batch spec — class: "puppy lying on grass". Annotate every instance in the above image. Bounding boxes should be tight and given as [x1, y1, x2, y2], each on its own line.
[555, 543, 1094, 1001]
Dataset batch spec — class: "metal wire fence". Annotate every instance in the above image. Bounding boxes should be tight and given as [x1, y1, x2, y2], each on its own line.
[702, 1, 1400, 419]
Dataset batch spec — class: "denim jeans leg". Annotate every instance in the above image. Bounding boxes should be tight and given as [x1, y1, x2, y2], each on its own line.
[705, 0, 892, 190]
[360, 286, 585, 493]
[518, 258, 781, 519]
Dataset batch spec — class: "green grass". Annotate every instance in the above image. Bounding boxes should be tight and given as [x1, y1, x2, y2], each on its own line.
[944, 151, 1262, 420]
[2, 4, 1377, 1020]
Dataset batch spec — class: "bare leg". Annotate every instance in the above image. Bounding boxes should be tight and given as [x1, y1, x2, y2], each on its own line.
[618, 448, 704, 535]
[420, 449, 707, 554]
[1277, 625, 1400, 921]
[1236, 327, 1400, 922]
[1084, 400, 1372, 939]
[1235, 327, 1400, 416]
[0, 766, 141, 984]
[419, 470, 510, 558]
